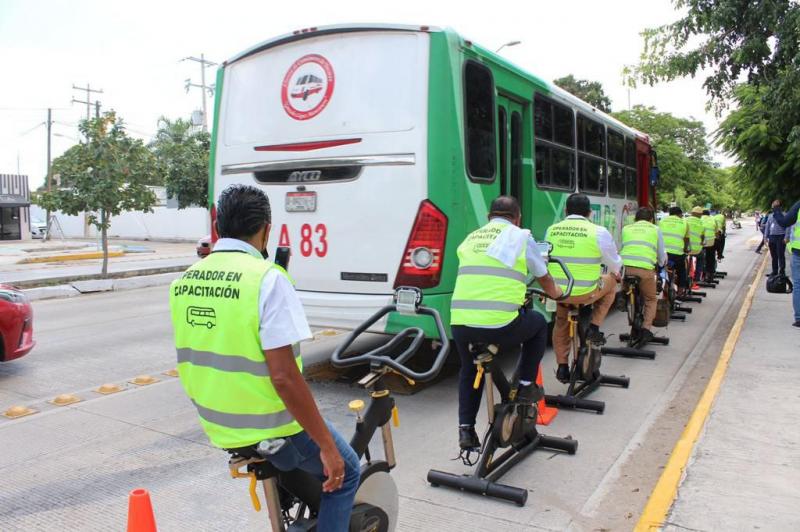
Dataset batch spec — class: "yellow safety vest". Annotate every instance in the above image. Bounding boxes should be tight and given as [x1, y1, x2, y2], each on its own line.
[701, 215, 717, 248]
[546, 217, 602, 297]
[788, 224, 800, 252]
[170, 251, 303, 449]
[659, 215, 688, 255]
[621, 220, 660, 270]
[686, 216, 704, 255]
[451, 221, 528, 327]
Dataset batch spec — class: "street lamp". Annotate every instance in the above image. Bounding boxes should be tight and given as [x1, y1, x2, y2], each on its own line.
[495, 40, 521, 53]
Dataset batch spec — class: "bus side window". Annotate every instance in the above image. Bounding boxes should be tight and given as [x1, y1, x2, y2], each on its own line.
[534, 94, 575, 191]
[577, 114, 607, 196]
[498, 106, 507, 193]
[464, 61, 496, 182]
[625, 137, 638, 199]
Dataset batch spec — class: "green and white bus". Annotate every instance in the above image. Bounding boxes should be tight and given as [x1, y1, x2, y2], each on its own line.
[208, 24, 655, 338]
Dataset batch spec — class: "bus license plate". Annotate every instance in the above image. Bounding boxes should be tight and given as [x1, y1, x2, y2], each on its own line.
[286, 192, 317, 212]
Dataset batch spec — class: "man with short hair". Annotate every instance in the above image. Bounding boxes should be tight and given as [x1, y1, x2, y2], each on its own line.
[687, 206, 706, 284]
[770, 199, 800, 327]
[546, 193, 622, 383]
[450, 195, 564, 451]
[620, 207, 668, 342]
[765, 206, 788, 276]
[659, 206, 690, 295]
[170, 185, 360, 531]
[701, 209, 717, 282]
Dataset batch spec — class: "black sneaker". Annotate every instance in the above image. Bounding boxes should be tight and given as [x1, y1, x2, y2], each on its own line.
[792, 321, 800, 328]
[458, 426, 480, 450]
[556, 363, 570, 383]
[586, 327, 606, 345]
[515, 383, 544, 404]
[640, 328, 654, 344]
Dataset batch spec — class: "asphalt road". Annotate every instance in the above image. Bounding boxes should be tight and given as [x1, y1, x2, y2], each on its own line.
[0, 224, 762, 531]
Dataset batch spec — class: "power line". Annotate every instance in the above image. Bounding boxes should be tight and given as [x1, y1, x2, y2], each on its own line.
[181, 54, 216, 131]
[72, 83, 103, 120]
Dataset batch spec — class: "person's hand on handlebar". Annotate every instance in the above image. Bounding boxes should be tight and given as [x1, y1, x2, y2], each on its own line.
[536, 273, 563, 300]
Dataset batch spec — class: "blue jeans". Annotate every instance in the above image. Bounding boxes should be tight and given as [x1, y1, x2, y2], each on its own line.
[792, 251, 800, 322]
[267, 421, 361, 532]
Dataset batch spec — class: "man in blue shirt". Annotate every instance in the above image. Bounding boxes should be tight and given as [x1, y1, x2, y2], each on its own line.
[765, 210, 788, 276]
[770, 199, 800, 328]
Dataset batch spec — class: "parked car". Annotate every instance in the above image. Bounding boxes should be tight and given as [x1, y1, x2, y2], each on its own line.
[196, 235, 212, 258]
[0, 284, 35, 362]
[30, 217, 47, 239]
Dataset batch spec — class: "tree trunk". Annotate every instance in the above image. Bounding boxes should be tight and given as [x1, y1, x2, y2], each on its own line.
[101, 209, 109, 278]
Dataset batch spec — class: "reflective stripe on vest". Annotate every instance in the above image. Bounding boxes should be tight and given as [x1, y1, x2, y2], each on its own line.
[450, 221, 527, 327]
[701, 215, 716, 247]
[686, 216, 704, 255]
[546, 218, 602, 297]
[621, 221, 659, 270]
[659, 215, 688, 255]
[170, 251, 303, 448]
[789, 225, 800, 252]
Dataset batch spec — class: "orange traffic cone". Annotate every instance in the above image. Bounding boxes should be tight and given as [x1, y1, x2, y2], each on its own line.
[127, 488, 157, 532]
[535, 365, 558, 425]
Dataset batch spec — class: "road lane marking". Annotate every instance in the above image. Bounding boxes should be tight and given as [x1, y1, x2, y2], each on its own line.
[635, 255, 767, 531]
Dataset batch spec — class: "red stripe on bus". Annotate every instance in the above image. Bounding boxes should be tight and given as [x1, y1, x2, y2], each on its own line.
[254, 138, 362, 152]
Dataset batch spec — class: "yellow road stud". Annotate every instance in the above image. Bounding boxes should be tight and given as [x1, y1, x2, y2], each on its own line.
[130, 375, 159, 386]
[3, 405, 37, 419]
[96, 383, 123, 394]
[162, 369, 179, 377]
[49, 394, 81, 406]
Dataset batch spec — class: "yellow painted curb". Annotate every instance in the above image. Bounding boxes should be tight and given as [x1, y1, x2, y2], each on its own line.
[20, 251, 125, 264]
[635, 256, 767, 531]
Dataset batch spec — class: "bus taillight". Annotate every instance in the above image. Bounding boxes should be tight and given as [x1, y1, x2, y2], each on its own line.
[394, 200, 448, 289]
[210, 205, 218, 243]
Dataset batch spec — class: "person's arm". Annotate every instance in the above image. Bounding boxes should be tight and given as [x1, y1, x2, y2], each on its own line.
[597, 227, 623, 276]
[656, 229, 668, 267]
[259, 271, 344, 493]
[526, 236, 563, 299]
[772, 200, 800, 228]
[265, 347, 344, 492]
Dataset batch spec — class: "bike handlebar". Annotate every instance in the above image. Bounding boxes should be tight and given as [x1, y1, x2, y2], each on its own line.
[331, 293, 450, 383]
[527, 256, 574, 301]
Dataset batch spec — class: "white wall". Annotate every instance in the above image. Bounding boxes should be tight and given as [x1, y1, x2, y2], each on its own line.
[30, 205, 209, 241]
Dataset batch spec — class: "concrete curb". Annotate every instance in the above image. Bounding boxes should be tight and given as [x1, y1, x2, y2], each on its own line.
[24, 272, 182, 301]
[19, 251, 125, 264]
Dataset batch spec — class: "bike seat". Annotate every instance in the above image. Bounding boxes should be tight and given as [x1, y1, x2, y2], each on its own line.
[624, 275, 640, 284]
[468, 343, 499, 357]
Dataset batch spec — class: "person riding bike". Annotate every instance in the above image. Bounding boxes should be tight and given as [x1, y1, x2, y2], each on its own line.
[701, 209, 718, 282]
[450, 195, 563, 451]
[620, 206, 668, 343]
[688, 206, 706, 283]
[659, 206, 690, 296]
[169, 185, 360, 532]
[546, 193, 622, 383]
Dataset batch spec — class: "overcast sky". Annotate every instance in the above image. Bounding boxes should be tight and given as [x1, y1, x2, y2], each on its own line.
[0, 0, 730, 189]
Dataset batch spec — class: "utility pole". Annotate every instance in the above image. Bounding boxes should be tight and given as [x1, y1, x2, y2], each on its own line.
[72, 83, 103, 120]
[182, 54, 217, 131]
[95, 101, 101, 118]
[44, 108, 53, 240]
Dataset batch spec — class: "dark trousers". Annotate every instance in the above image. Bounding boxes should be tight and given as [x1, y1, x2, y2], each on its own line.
[768, 236, 787, 275]
[703, 247, 717, 280]
[668, 253, 689, 289]
[452, 309, 548, 426]
[716, 233, 726, 259]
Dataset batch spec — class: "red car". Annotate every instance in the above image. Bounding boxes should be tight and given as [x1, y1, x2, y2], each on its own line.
[0, 284, 35, 362]
[196, 235, 212, 258]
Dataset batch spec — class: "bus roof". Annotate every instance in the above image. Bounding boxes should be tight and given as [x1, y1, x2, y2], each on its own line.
[225, 24, 648, 143]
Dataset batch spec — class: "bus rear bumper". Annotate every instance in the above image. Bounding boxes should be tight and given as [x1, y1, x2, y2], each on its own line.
[298, 291, 394, 332]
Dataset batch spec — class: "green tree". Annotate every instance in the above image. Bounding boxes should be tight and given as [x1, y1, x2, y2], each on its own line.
[150, 117, 210, 209]
[613, 105, 715, 202]
[629, 0, 800, 205]
[553, 75, 612, 112]
[36, 112, 159, 276]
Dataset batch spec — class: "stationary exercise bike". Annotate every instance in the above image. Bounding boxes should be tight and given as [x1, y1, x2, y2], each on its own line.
[427, 247, 578, 506]
[226, 286, 449, 532]
[545, 274, 630, 415]
[614, 273, 666, 353]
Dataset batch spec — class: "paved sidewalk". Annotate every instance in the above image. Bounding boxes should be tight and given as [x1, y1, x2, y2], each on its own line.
[665, 270, 800, 530]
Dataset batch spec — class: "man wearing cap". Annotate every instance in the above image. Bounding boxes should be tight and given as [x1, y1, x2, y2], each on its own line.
[688, 207, 706, 284]
[659, 206, 690, 296]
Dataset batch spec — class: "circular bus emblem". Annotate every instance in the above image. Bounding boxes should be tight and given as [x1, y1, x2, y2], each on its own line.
[281, 54, 335, 120]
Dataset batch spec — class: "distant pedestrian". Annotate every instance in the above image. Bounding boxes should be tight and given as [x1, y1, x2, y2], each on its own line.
[766, 208, 788, 276]
[770, 199, 800, 328]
